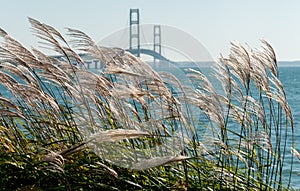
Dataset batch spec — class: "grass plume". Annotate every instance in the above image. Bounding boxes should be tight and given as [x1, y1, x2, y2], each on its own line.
[0, 18, 295, 190]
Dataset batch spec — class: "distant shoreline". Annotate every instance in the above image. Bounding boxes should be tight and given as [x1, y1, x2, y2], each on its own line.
[278, 61, 300, 67]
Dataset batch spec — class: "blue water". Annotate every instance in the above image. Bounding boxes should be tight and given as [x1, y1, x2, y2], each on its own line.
[162, 65, 300, 189]
[94, 65, 300, 188]
[1, 65, 300, 188]
[278, 67, 300, 188]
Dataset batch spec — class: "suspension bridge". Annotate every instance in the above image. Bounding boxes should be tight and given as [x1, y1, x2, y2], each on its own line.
[81, 8, 212, 69]
[82, 8, 173, 69]
[126, 9, 171, 64]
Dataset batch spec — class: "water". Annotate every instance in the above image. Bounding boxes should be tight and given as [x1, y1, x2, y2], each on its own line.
[2, 64, 300, 188]
[158, 65, 300, 189]
[278, 67, 300, 188]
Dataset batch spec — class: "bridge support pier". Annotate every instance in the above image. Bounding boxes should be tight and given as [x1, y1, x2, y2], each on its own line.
[129, 9, 140, 57]
[153, 25, 161, 66]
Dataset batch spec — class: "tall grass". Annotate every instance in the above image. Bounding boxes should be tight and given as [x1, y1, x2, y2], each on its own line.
[0, 18, 295, 190]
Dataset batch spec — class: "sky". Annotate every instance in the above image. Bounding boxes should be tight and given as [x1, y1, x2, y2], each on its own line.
[0, 0, 299, 61]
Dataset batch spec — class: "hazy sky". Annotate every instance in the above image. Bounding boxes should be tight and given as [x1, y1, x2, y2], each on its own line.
[0, 0, 299, 61]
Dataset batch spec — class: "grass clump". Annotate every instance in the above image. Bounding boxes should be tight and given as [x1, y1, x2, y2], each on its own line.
[0, 18, 295, 190]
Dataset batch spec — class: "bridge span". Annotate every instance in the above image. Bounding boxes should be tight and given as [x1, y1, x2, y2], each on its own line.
[126, 48, 172, 63]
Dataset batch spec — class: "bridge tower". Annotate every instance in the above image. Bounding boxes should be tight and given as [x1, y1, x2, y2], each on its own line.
[153, 25, 162, 64]
[129, 9, 140, 57]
